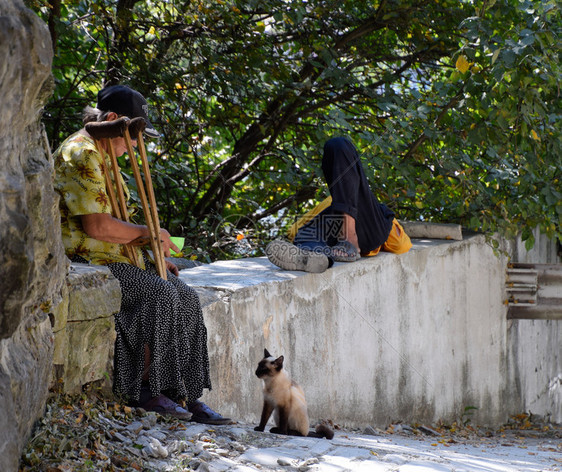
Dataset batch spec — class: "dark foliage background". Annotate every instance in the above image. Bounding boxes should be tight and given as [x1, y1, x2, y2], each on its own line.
[29, 0, 561, 261]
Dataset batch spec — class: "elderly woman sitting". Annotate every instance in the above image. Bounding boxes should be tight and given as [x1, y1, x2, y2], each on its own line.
[53, 84, 229, 425]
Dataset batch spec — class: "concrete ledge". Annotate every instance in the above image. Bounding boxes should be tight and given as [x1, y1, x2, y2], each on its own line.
[53, 236, 560, 428]
[180, 235, 562, 427]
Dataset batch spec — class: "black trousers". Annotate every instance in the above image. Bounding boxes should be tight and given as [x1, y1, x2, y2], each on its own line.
[294, 136, 394, 254]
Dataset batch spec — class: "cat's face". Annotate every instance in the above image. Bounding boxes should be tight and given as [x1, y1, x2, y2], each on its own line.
[255, 350, 284, 379]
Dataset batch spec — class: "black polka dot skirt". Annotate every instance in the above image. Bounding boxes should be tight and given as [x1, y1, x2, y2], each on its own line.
[72, 256, 212, 403]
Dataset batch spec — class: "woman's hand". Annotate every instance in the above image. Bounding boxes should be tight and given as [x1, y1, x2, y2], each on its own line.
[159, 228, 179, 257]
[165, 259, 179, 277]
[160, 229, 179, 275]
[81, 215, 180, 270]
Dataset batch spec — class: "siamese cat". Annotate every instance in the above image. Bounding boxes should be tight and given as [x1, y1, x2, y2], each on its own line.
[254, 349, 334, 439]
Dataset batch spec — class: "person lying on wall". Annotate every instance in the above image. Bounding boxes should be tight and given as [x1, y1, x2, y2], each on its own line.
[266, 136, 412, 273]
[53, 84, 230, 425]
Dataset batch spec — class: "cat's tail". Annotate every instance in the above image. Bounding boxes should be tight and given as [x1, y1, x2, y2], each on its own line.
[308, 423, 334, 440]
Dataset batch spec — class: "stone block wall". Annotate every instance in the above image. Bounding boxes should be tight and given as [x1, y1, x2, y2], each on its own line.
[52, 264, 121, 394]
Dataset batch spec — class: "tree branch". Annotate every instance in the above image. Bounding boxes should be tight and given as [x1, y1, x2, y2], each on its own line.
[401, 87, 465, 161]
[247, 186, 319, 223]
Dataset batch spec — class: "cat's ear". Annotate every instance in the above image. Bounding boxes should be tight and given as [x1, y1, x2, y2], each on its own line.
[274, 355, 284, 370]
[264, 348, 272, 358]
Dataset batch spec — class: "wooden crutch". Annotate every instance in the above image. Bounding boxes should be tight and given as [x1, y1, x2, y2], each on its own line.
[86, 118, 140, 267]
[122, 117, 168, 280]
[86, 118, 167, 278]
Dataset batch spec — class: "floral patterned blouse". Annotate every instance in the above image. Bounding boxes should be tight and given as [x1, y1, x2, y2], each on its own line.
[53, 132, 145, 268]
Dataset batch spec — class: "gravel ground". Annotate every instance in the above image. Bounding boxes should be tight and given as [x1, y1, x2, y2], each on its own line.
[19, 392, 561, 472]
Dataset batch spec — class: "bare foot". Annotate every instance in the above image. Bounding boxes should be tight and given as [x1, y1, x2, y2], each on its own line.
[342, 213, 360, 253]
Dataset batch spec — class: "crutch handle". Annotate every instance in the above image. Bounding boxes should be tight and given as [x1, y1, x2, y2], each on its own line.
[128, 116, 146, 137]
[85, 117, 129, 139]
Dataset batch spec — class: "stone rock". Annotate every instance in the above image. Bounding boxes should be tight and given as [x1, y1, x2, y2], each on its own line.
[363, 425, 378, 436]
[230, 441, 246, 452]
[0, 0, 57, 339]
[196, 462, 211, 472]
[418, 425, 440, 436]
[167, 256, 204, 270]
[149, 430, 168, 442]
[0, 1, 59, 471]
[149, 438, 168, 458]
[298, 457, 319, 471]
[141, 412, 158, 428]
[52, 263, 121, 393]
[112, 431, 129, 443]
[125, 421, 144, 435]
[197, 448, 214, 462]
[194, 442, 206, 455]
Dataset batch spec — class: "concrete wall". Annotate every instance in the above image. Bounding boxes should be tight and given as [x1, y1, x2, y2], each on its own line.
[507, 227, 561, 422]
[508, 319, 561, 424]
[180, 235, 562, 428]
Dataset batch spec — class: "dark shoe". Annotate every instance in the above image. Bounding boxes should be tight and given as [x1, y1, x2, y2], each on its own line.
[265, 240, 329, 273]
[140, 394, 193, 420]
[331, 240, 360, 262]
[188, 400, 231, 425]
